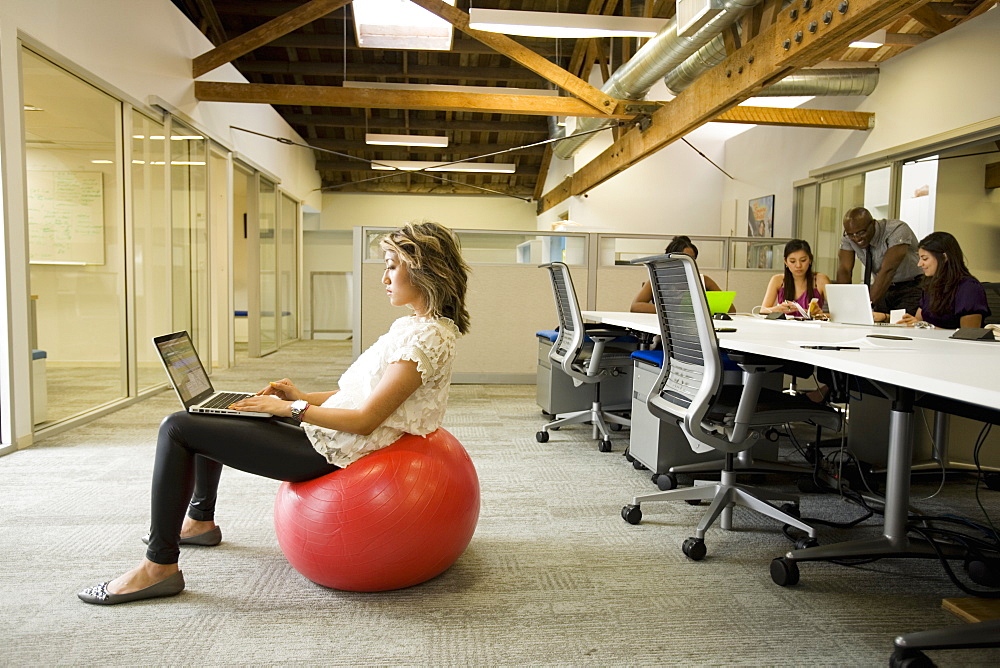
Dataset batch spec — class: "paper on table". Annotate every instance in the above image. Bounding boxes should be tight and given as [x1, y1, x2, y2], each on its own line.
[890, 309, 905, 324]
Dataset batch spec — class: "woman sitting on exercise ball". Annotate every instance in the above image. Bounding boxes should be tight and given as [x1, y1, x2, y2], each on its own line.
[79, 221, 471, 605]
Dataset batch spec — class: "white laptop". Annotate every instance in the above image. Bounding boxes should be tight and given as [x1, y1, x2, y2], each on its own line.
[825, 284, 877, 325]
[153, 331, 270, 417]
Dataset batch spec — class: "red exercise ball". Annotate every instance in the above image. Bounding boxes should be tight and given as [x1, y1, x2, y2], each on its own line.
[274, 428, 480, 592]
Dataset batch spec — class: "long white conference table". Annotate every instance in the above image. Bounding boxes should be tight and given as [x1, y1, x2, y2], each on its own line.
[582, 311, 1000, 582]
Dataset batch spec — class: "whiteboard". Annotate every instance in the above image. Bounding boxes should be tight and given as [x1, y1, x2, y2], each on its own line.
[27, 171, 105, 265]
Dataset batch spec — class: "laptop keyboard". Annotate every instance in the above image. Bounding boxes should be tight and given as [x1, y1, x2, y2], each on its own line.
[201, 392, 253, 409]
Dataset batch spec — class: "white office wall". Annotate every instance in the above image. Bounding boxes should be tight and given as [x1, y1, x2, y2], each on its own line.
[720, 6, 1000, 234]
[317, 192, 538, 231]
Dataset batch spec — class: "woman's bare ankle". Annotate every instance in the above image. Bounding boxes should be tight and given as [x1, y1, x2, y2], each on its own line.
[108, 559, 178, 595]
[180, 518, 217, 538]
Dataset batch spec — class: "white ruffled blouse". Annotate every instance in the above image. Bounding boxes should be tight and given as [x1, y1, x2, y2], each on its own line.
[303, 315, 460, 467]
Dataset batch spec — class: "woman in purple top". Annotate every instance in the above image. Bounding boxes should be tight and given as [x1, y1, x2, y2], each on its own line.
[760, 239, 831, 317]
[895, 231, 991, 328]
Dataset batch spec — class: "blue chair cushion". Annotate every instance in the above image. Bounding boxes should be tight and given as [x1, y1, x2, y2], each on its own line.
[631, 350, 663, 367]
[630, 348, 741, 371]
[32, 349, 47, 361]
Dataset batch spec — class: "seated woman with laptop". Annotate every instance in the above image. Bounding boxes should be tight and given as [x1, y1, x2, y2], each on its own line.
[630, 235, 732, 313]
[759, 239, 831, 318]
[877, 231, 991, 328]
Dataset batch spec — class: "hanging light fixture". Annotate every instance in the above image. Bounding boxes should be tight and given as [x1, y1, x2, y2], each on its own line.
[365, 133, 449, 148]
[468, 8, 668, 39]
[372, 160, 516, 174]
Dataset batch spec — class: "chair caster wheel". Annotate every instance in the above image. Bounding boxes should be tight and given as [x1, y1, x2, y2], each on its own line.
[541, 410, 554, 418]
[682, 537, 706, 561]
[632, 459, 646, 471]
[889, 648, 934, 668]
[624, 448, 634, 463]
[535, 431, 549, 443]
[770, 557, 800, 586]
[779, 502, 800, 518]
[795, 536, 818, 550]
[599, 439, 612, 453]
[652, 473, 677, 491]
[610, 422, 622, 432]
[621, 504, 642, 525]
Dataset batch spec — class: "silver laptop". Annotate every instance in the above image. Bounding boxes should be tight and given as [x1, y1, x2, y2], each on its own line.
[825, 284, 876, 325]
[153, 331, 270, 417]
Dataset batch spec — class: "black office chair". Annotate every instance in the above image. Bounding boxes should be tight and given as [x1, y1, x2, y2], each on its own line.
[620, 253, 842, 559]
[982, 282, 1000, 325]
[535, 262, 634, 453]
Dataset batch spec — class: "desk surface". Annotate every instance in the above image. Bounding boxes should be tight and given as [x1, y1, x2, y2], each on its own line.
[582, 312, 1000, 411]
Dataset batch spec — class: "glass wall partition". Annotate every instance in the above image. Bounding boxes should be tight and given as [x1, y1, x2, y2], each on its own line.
[22, 47, 126, 426]
[131, 111, 172, 391]
[170, 121, 209, 355]
[279, 192, 299, 345]
[258, 177, 278, 356]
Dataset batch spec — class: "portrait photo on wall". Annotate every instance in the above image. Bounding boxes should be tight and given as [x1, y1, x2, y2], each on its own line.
[748, 195, 775, 237]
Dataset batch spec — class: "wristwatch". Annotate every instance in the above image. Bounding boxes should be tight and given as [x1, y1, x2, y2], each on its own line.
[289, 399, 309, 423]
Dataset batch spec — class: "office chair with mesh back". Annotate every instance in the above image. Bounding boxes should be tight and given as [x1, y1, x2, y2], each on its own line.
[535, 262, 634, 453]
[620, 253, 842, 560]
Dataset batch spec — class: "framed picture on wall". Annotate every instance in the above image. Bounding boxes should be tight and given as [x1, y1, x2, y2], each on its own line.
[748, 195, 775, 237]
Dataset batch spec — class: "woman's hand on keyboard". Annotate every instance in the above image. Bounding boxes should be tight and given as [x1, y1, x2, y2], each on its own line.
[229, 394, 291, 417]
[258, 378, 303, 401]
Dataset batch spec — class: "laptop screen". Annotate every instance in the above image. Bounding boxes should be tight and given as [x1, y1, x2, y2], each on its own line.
[825, 284, 875, 325]
[705, 290, 736, 314]
[153, 331, 214, 407]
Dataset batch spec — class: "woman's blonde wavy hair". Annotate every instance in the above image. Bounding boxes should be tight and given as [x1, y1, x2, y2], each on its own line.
[379, 221, 471, 334]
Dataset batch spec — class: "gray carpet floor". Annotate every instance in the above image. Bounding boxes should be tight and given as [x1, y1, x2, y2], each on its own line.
[2, 339, 998, 666]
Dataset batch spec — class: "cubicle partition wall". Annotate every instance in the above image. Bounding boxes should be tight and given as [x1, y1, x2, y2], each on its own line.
[353, 228, 788, 383]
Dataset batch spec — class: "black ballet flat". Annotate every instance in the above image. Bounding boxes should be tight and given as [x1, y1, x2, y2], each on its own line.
[141, 526, 222, 547]
[78, 571, 185, 605]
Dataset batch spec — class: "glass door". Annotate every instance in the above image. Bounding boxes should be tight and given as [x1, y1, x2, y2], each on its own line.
[22, 47, 126, 426]
[257, 177, 278, 356]
[279, 192, 299, 345]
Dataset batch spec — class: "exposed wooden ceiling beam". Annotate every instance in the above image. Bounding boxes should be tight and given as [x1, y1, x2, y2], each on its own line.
[316, 160, 540, 175]
[407, 0, 618, 115]
[194, 81, 636, 118]
[309, 138, 545, 155]
[322, 181, 536, 197]
[908, 4, 953, 33]
[281, 114, 549, 133]
[715, 106, 875, 130]
[193, 0, 351, 78]
[237, 60, 547, 84]
[267, 33, 564, 57]
[539, 0, 929, 213]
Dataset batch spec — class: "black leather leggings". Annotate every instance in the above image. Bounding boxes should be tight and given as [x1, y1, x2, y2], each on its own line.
[146, 411, 340, 564]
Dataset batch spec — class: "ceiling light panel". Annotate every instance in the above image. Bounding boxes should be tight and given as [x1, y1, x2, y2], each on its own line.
[365, 133, 449, 148]
[372, 160, 516, 174]
[468, 9, 668, 39]
[353, 0, 455, 50]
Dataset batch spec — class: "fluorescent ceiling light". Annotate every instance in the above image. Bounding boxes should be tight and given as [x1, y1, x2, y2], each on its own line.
[23, 105, 44, 112]
[850, 29, 926, 48]
[372, 160, 516, 174]
[343, 80, 559, 96]
[675, 0, 724, 38]
[90, 160, 113, 164]
[353, 0, 455, 50]
[171, 135, 204, 140]
[468, 8, 668, 38]
[366, 133, 449, 148]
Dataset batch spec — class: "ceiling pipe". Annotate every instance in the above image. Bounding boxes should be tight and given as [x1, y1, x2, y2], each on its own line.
[553, 0, 765, 160]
